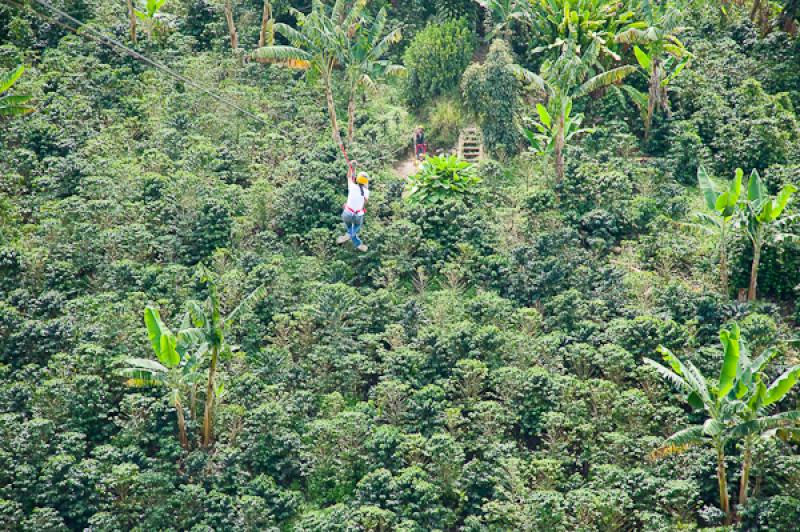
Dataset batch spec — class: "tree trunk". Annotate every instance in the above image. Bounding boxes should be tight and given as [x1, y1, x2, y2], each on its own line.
[750, 0, 761, 20]
[780, 0, 799, 34]
[554, 118, 565, 182]
[346, 91, 356, 146]
[175, 396, 189, 450]
[224, 1, 239, 50]
[748, 241, 761, 301]
[738, 437, 753, 511]
[720, 222, 729, 295]
[202, 345, 219, 447]
[127, 0, 137, 43]
[645, 61, 660, 140]
[717, 445, 732, 525]
[325, 78, 344, 148]
[258, 0, 273, 48]
[190, 384, 197, 422]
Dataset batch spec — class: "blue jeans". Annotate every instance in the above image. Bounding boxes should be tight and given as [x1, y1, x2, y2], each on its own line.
[342, 210, 364, 247]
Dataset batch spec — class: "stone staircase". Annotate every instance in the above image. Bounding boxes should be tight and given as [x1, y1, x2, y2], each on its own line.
[457, 127, 483, 163]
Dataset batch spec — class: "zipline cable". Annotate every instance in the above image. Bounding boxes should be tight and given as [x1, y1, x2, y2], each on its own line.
[7, 0, 269, 126]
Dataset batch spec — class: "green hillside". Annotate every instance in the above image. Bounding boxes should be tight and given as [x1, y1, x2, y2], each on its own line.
[1, 1, 800, 530]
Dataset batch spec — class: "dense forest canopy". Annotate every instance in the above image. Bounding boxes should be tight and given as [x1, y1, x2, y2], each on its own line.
[1, 0, 800, 530]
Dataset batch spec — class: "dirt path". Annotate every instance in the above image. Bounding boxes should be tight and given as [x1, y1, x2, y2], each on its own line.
[393, 151, 418, 179]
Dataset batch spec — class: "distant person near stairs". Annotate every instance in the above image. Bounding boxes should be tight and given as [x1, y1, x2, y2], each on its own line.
[337, 160, 370, 252]
[414, 126, 426, 161]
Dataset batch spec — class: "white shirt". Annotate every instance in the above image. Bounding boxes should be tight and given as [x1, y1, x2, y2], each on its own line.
[345, 180, 369, 213]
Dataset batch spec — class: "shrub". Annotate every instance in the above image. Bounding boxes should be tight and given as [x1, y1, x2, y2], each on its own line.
[403, 20, 476, 108]
[667, 122, 711, 186]
[404, 155, 481, 205]
[738, 313, 777, 353]
[426, 97, 466, 149]
[711, 79, 799, 175]
[461, 40, 521, 158]
[604, 316, 686, 360]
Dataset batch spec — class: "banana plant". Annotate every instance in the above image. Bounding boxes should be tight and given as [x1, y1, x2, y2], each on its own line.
[121, 307, 205, 449]
[529, 0, 644, 65]
[646, 322, 800, 523]
[191, 272, 266, 447]
[516, 41, 635, 180]
[0, 66, 35, 118]
[258, 0, 275, 48]
[644, 326, 744, 525]
[524, 96, 594, 180]
[728, 344, 800, 510]
[693, 166, 743, 296]
[252, 0, 367, 149]
[343, 6, 404, 145]
[616, 3, 692, 139]
[742, 170, 798, 301]
[134, 0, 167, 41]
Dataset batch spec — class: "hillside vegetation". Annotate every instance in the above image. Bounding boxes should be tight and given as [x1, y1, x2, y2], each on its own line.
[1, 1, 800, 530]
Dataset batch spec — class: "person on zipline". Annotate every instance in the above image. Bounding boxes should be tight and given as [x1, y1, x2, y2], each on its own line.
[414, 126, 426, 161]
[337, 160, 370, 252]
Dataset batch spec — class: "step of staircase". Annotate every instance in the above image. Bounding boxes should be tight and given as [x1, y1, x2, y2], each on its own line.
[457, 127, 484, 162]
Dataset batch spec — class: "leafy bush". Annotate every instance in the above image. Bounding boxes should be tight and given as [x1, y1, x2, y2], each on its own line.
[711, 80, 799, 175]
[426, 97, 466, 149]
[667, 122, 711, 186]
[404, 155, 481, 205]
[403, 19, 476, 108]
[461, 40, 521, 158]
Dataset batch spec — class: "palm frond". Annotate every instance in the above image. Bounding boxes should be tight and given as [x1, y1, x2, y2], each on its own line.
[0, 65, 25, 94]
[251, 45, 312, 65]
[643, 358, 692, 394]
[650, 425, 707, 460]
[577, 65, 637, 97]
[226, 285, 267, 324]
[729, 410, 800, 439]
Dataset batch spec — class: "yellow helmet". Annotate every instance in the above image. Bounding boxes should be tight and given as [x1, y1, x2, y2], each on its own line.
[356, 172, 370, 185]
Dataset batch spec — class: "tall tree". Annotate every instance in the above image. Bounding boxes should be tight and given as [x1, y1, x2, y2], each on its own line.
[517, 41, 635, 180]
[742, 170, 797, 301]
[343, 6, 404, 144]
[252, 0, 365, 148]
[224, 0, 239, 50]
[694, 166, 743, 296]
[616, 2, 692, 139]
[0, 66, 35, 118]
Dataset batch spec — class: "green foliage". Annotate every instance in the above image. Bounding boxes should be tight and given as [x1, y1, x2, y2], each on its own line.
[0, 65, 34, 118]
[426, 97, 467, 148]
[645, 322, 800, 523]
[2, 3, 800, 530]
[403, 19, 476, 108]
[404, 155, 481, 204]
[462, 40, 521, 158]
[529, 0, 642, 64]
[742, 169, 798, 299]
